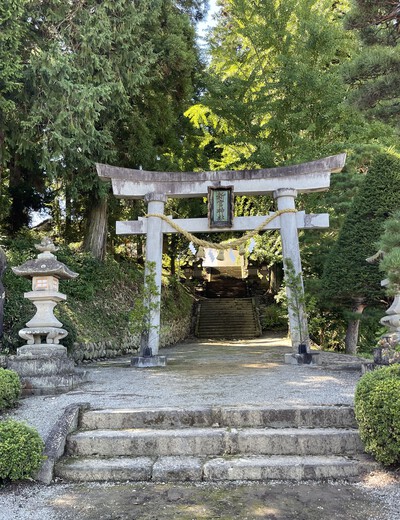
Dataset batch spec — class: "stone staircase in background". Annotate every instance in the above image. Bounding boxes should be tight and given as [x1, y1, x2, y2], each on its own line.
[55, 405, 374, 482]
[195, 298, 261, 339]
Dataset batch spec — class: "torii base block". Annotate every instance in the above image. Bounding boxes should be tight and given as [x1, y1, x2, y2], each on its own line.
[285, 352, 321, 365]
[131, 355, 167, 368]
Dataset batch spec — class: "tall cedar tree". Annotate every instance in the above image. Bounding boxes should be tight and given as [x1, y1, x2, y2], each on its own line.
[321, 151, 400, 354]
[1, 0, 204, 259]
[0, 1, 46, 228]
[343, 0, 400, 128]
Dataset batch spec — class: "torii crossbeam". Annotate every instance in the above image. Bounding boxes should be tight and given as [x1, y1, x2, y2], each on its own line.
[97, 153, 346, 367]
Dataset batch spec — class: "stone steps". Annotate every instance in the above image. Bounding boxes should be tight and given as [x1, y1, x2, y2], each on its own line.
[65, 427, 363, 457]
[80, 406, 358, 430]
[196, 298, 261, 339]
[56, 454, 374, 483]
[54, 405, 374, 483]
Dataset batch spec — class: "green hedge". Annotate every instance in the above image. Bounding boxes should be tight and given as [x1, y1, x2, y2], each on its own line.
[0, 368, 21, 411]
[355, 365, 400, 465]
[0, 420, 44, 481]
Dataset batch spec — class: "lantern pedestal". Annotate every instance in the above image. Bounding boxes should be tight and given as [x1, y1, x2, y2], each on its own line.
[8, 344, 87, 395]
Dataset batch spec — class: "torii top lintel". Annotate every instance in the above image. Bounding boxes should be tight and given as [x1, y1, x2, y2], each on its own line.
[96, 153, 346, 199]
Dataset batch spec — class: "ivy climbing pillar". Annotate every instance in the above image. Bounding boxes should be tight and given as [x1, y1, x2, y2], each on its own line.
[274, 189, 309, 353]
[131, 193, 167, 368]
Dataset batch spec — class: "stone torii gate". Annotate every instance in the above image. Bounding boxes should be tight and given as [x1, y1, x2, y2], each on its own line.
[97, 153, 346, 367]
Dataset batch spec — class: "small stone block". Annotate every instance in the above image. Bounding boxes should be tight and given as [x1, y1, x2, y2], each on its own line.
[152, 457, 203, 481]
[131, 356, 167, 368]
[361, 362, 376, 374]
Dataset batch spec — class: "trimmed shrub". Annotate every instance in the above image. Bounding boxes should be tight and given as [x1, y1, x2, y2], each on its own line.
[0, 420, 44, 481]
[0, 369, 21, 411]
[355, 365, 400, 465]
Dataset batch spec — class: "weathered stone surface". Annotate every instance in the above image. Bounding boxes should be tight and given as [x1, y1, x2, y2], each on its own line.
[80, 407, 215, 431]
[236, 428, 363, 456]
[218, 406, 357, 429]
[7, 351, 87, 395]
[66, 428, 227, 457]
[56, 400, 376, 483]
[64, 296, 189, 365]
[285, 352, 321, 365]
[203, 455, 373, 481]
[79, 406, 357, 431]
[96, 153, 346, 198]
[152, 456, 203, 481]
[66, 426, 363, 459]
[12, 237, 78, 280]
[8, 353, 74, 376]
[131, 355, 167, 368]
[55, 457, 154, 482]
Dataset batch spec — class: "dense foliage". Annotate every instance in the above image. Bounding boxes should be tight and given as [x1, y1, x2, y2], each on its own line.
[344, 0, 400, 128]
[0, 0, 205, 259]
[321, 151, 400, 353]
[355, 364, 400, 466]
[1, 0, 400, 354]
[186, 0, 362, 169]
[378, 210, 400, 294]
[1, 231, 194, 353]
[0, 419, 44, 481]
[0, 368, 21, 410]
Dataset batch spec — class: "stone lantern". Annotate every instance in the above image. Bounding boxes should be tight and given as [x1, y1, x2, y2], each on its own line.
[7, 237, 86, 394]
[12, 237, 78, 352]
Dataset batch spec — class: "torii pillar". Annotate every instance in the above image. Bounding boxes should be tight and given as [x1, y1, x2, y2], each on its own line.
[274, 189, 309, 359]
[96, 153, 346, 367]
[133, 193, 167, 367]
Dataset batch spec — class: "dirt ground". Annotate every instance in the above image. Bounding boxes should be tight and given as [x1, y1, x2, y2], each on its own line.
[2, 471, 399, 520]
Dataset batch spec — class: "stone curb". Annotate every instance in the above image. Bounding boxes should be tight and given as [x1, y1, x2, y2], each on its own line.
[36, 402, 90, 485]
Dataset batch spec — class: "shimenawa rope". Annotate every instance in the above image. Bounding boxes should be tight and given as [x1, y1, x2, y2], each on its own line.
[145, 208, 297, 254]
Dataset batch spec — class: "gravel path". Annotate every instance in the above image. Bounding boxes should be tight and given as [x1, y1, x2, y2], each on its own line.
[6, 334, 360, 439]
[1, 334, 399, 519]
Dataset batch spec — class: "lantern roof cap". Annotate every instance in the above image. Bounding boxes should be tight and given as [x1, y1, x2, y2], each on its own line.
[12, 237, 78, 280]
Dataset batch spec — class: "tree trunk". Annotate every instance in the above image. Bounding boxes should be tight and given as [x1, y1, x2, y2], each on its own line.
[8, 157, 29, 233]
[83, 195, 108, 261]
[344, 301, 366, 355]
[64, 184, 73, 242]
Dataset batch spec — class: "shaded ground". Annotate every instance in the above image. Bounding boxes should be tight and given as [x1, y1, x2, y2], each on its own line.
[1, 474, 399, 520]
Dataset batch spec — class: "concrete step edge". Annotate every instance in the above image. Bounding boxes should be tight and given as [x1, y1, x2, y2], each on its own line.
[80, 406, 358, 430]
[66, 428, 364, 457]
[55, 454, 376, 483]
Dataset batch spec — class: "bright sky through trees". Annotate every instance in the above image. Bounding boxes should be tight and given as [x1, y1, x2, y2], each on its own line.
[197, 0, 220, 46]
